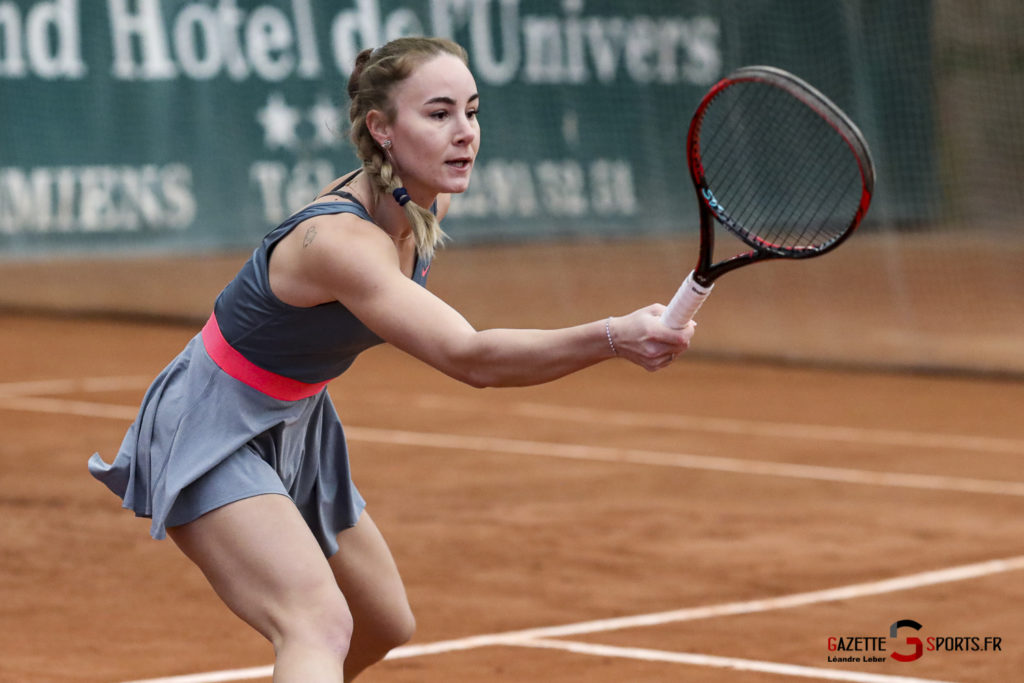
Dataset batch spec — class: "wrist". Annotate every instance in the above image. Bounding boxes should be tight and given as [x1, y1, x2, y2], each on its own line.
[604, 317, 618, 357]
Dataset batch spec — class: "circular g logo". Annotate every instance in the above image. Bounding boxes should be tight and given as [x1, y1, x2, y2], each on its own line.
[890, 619, 924, 662]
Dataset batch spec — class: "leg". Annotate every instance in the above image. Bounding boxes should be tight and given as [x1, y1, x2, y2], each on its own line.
[168, 494, 353, 683]
[329, 511, 415, 681]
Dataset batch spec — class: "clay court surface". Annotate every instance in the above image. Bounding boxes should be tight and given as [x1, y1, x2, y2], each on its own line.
[1, 240, 1022, 682]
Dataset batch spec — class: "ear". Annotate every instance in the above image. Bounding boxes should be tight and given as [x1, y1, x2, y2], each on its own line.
[366, 109, 392, 148]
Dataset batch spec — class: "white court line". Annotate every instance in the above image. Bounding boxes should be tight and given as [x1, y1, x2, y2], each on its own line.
[515, 639, 956, 683]
[2, 378, 1014, 681]
[395, 393, 1024, 456]
[2, 375, 1020, 456]
[121, 554, 1024, 683]
[0, 375, 150, 398]
[0, 395, 138, 420]
[2, 396, 1023, 497]
[384, 554, 1024, 653]
[344, 426, 1024, 497]
[9, 386, 1014, 681]
[121, 669, 272, 683]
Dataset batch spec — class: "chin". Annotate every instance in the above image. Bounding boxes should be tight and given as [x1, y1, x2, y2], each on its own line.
[440, 178, 473, 195]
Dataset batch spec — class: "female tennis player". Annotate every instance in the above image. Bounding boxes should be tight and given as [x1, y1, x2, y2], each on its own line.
[88, 37, 696, 682]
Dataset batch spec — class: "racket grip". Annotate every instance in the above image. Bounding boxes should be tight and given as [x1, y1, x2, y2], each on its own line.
[661, 270, 713, 329]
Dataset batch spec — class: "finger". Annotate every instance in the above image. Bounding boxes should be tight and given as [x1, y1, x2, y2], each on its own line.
[679, 320, 697, 345]
[648, 354, 675, 372]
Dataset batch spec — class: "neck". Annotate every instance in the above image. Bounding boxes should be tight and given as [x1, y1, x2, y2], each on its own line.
[351, 169, 435, 242]
[371, 187, 416, 243]
[372, 183, 435, 239]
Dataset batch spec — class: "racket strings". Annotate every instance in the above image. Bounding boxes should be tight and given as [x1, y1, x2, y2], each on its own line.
[794, 144, 862, 244]
[698, 81, 863, 253]
[769, 117, 855, 247]
[714, 94, 852, 246]
[701, 87, 806, 242]
[782, 109, 861, 242]
[767, 107, 842, 240]
[701, 85, 777, 230]
[740, 95, 853, 243]
[727, 135, 856, 247]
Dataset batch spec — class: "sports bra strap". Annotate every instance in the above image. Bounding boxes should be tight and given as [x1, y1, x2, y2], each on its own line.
[320, 170, 369, 214]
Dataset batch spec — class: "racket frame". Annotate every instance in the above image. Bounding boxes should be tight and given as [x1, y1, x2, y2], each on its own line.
[686, 65, 876, 287]
[660, 66, 876, 329]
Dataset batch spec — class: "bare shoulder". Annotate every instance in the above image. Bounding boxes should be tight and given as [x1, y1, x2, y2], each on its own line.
[270, 209, 398, 307]
[305, 209, 395, 267]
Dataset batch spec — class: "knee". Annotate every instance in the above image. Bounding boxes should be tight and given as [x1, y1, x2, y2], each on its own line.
[276, 595, 355, 658]
[389, 606, 416, 648]
[322, 603, 357, 657]
[365, 604, 416, 658]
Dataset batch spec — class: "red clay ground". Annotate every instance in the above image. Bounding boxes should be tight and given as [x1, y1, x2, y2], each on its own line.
[2, 312, 1023, 682]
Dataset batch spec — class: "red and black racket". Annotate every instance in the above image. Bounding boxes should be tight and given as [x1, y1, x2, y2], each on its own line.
[661, 65, 876, 329]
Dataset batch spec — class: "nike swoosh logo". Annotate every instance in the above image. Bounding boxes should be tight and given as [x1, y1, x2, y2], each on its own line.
[420, 263, 430, 277]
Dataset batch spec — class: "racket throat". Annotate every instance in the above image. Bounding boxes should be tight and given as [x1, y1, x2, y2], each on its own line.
[692, 271, 715, 288]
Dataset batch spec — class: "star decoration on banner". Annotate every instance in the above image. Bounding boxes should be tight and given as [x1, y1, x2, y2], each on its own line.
[257, 92, 301, 150]
[309, 95, 344, 148]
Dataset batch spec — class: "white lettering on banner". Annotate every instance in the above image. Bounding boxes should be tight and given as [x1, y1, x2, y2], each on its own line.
[435, 0, 721, 86]
[0, 0, 86, 79]
[246, 157, 635, 224]
[448, 158, 637, 219]
[431, 0, 521, 85]
[107, 0, 177, 79]
[250, 159, 337, 222]
[329, 0, 426, 73]
[107, 0, 322, 81]
[0, 164, 195, 234]
[2, 0, 720, 85]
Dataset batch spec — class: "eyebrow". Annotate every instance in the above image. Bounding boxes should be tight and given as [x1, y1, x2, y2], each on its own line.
[424, 94, 480, 106]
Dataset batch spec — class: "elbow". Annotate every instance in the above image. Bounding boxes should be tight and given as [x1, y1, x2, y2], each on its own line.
[440, 331, 516, 389]
[440, 335, 500, 388]
[454, 367, 497, 389]
[445, 355, 503, 389]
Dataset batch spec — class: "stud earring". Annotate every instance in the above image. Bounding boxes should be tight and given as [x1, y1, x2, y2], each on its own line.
[381, 139, 392, 151]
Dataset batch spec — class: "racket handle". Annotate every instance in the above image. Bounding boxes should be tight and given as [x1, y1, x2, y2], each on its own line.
[661, 270, 713, 328]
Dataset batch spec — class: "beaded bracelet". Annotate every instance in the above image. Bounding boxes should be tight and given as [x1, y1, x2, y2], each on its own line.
[605, 317, 618, 356]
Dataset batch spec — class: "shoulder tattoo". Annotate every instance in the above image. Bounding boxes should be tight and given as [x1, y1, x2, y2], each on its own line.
[302, 224, 317, 248]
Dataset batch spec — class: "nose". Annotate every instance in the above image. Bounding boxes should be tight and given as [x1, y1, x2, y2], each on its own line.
[453, 113, 477, 146]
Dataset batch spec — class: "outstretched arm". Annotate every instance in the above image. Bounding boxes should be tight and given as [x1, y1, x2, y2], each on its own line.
[291, 216, 695, 388]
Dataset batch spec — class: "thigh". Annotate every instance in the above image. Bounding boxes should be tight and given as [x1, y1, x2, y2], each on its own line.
[168, 493, 345, 643]
[329, 512, 414, 638]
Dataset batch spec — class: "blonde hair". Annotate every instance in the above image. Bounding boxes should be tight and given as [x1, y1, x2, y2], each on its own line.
[347, 37, 469, 261]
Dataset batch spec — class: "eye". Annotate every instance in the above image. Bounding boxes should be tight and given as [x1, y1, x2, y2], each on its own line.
[467, 108, 479, 119]
[430, 110, 449, 121]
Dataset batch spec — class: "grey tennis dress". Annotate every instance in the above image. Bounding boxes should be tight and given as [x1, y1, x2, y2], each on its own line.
[88, 195, 431, 557]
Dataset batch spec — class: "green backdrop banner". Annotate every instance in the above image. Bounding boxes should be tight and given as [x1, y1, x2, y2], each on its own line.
[0, 0, 933, 256]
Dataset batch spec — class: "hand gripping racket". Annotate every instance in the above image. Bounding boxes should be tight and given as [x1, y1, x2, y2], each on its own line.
[661, 66, 876, 329]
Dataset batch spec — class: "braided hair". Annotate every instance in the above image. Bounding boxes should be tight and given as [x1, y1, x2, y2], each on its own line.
[347, 37, 469, 261]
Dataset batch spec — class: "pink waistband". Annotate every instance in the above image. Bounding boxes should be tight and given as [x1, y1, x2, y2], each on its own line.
[201, 312, 329, 401]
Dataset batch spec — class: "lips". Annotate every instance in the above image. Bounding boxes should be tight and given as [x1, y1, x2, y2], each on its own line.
[445, 158, 473, 170]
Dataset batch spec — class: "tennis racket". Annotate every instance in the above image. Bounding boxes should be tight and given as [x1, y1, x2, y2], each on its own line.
[661, 65, 876, 329]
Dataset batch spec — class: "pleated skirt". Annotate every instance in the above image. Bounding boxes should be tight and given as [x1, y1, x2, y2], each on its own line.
[88, 334, 365, 557]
